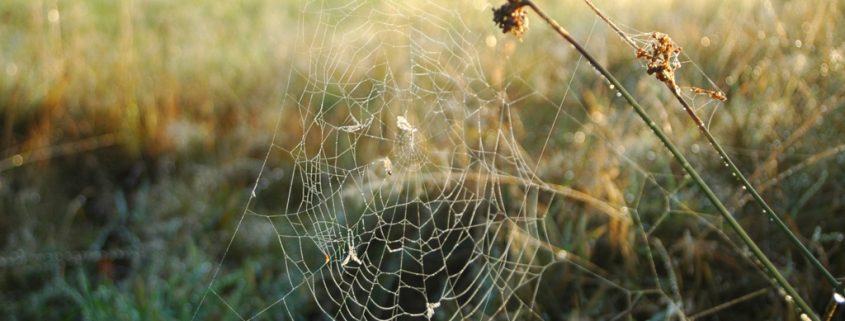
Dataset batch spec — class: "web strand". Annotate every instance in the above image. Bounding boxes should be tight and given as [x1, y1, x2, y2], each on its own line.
[193, 1, 757, 320]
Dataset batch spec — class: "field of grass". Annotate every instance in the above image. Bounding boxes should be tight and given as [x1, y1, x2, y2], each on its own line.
[1, 0, 844, 320]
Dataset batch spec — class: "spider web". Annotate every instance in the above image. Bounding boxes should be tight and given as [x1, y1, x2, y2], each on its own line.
[191, 1, 764, 320]
[602, 20, 729, 128]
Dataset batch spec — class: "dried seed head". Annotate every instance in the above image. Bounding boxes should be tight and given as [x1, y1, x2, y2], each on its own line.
[637, 32, 727, 101]
[493, 1, 528, 39]
[634, 32, 684, 89]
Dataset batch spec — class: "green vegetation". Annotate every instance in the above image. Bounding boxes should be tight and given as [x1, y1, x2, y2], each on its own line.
[1, 0, 843, 320]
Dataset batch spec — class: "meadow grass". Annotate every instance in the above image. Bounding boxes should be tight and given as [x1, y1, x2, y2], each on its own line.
[494, 1, 836, 318]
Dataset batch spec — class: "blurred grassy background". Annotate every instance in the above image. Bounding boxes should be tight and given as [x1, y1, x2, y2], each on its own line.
[1, 0, 843, 320]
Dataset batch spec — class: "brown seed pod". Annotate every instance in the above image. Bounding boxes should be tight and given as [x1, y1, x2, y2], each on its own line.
[493, 0, 529, 39]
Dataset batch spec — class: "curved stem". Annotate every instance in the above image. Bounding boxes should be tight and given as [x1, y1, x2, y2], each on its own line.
[518, 1, 820, 319]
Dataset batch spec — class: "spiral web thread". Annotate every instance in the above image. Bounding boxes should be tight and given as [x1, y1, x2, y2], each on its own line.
[191, 1, 744, 320]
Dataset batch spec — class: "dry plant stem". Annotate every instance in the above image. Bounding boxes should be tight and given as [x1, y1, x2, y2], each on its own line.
[580, 0, 842, 294]
[517, 1, 820, 319]
[688, 288, 768, 321]
[825, 299, 839, 321]
[668, 88, 843, 296]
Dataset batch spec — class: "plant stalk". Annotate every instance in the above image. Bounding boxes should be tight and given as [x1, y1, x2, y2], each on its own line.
[668, 87, 843, 295]
[580, 0, 841, 295]
[518, 1, 820, 319]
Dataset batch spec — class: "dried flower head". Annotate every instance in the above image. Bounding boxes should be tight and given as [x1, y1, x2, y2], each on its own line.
[636, 32, 728, 101]
[636, 32, 683, 89]
[493, 0, 529, 39]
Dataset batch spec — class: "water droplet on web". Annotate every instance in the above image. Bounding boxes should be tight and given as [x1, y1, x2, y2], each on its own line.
[616, 92, 622, 97]
[741, 186, 746, 190]
[556, 251, 568, 260]
[800, 313, 811, 321]
[609, 84, 615, 90]
[762, 210, 767, 214]
[784, 295, 793, 303]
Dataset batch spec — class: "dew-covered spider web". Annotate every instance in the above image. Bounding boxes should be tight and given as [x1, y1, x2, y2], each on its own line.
[190, 1, 781, 320]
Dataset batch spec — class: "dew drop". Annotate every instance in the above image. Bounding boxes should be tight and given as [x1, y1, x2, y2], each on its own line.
[616, 92, 622, 97]
[800, 313, 811, 321]
[11, 154, 23, 167]
[556, 251, 568, 260]
[609, 84, 615, 90]
[742, 186, 747, 190]
[834, 292, 845, 304]
[784, 295, 793, 303]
